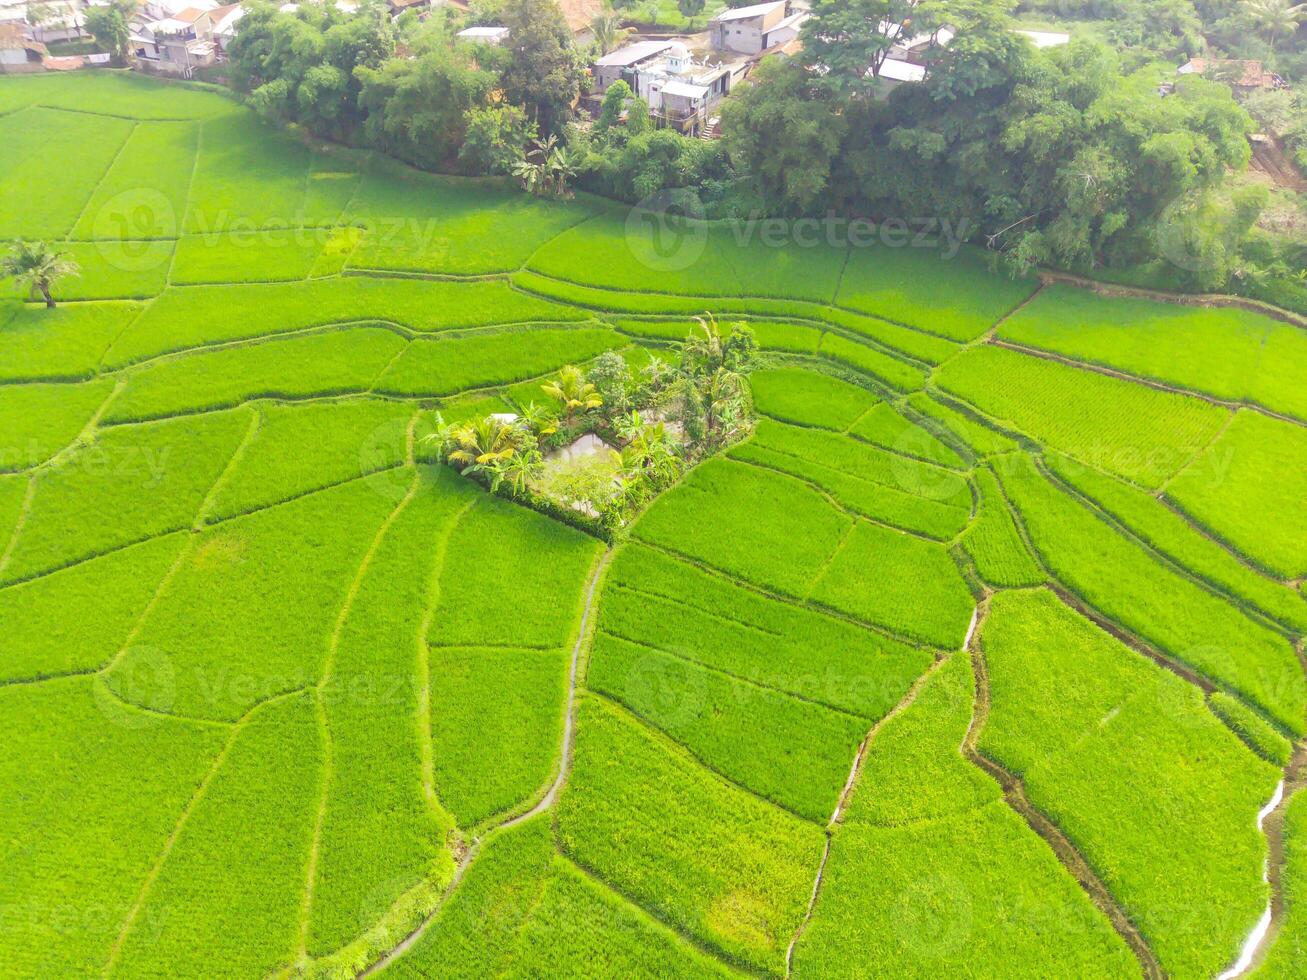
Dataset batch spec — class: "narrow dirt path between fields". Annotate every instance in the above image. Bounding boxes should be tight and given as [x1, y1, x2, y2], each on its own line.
[783, 629, 959, 977]
[963, 596, 1164, 980]
[1219, 644, 1307, 978]
[360, 546, 612, 975]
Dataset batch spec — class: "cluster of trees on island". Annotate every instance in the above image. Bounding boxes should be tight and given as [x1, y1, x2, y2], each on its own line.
[429, 317, 757, 533]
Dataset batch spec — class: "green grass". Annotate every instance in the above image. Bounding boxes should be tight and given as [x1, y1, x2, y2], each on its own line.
[978, 589, 1280, 979]
[1164, 410, 1307, 580]
[375, 327, 620, 397]
[512, 270, 961, 365]
[387, 815, 558, 979]
[73, 120, 199, 239]
[528, 210, 846, 304]
[111, 692, 321, 977]
[797, 652, 1136, 977]
[2, 70, 237, 119]
[842, 653, 996, 826]
[208, 399, 415, 521]
[556, 696, 825, 972]
[0, 107, 134, 239]
[633, 456, 852, 598]
[0, 533, 184, 683]
[1046, 451, 1307, 632]
[588, 632, 869, 821]
[998, 284, 1307, 422]
[905, 390, 1019, 457]
[169, 230, 326, 284]
[103, 277, 584, 368]
[1208, 692, 1295, 766]
[508, 855, 738, 978]
[795, 802, 1137, 978]
[729, 418, 972, 540]
[749, 367, 878, 430]
[1, 407, 251, 583]
[937, 344, 1230, 489]
[345, 164, 600, 275]
[601, 543, 934, 720]
[428, 494, 602, 649]
[846, 401, 965, 466]
[429, 646, 567, 827]
[997, 455, 1307, 734]
[0, 377, 113, 470]
[816, 332, 927, 391]
[1254, 787, 1307, 977]
[963, 468, 1045, 587]
[836, 243, 1036, 341]
[0, 677, 227, 977]
[308, 466, 472, 955]
[54, 241, 175, 299]
[808, 521, 975, 648]
[104, 326, 408, 422]
[105, 477, 396, 721]
[0, 300, 144, 382]
[183, 112, 319, 233]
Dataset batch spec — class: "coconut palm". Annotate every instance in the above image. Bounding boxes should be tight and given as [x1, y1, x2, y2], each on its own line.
[541, 365, 603, 425]
[618, 411, 681, 483]
[591, 12, 632, 55]
[1243, 0, 1306, 51]
[444, 415, 530, 480]
[3, 240, 79, 308]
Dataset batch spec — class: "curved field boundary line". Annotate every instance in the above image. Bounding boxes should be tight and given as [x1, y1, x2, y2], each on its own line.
[295, 429, 423, 959]
[992, 339, 1306, 431]
[962, 596, 1164, 980]
[517, 268, 978, 348]
[358, 547, 612, 976]
[1040, 460, 1303, 640]
[634, 540, 948, 655]
[102, 686, 312, 973]
[784, 651, 951, 976]
[1035, 270, 1307, 330]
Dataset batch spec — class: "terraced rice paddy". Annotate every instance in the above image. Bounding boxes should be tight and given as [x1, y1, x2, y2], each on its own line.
[1, 71, 1304, 979]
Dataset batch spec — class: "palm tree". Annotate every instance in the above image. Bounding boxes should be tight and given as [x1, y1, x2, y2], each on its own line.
[3, 240, 79, 308]
[681, 314, 728, 376]
[618, 411, 681, 483]
[541, 365, 603, 425]
[444, 416, 530, 481]
[591, 12, 632, 55]
[1243, 0, 1306, 52]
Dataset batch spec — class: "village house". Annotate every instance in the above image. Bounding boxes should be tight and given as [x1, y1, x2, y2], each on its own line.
[131, 0, 225, 74]
[456, 24, 508, 44]
[1, 0, 85, 43]
[591, 39, 732, 134]
[709, 0, 805, 56]
[0, 20, 45, 72]
[1178, 57, 1286, 92]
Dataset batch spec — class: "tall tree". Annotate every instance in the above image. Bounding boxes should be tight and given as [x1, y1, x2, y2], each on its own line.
[1242, 0, 1306, 52]
[3, 241, 79, 308]
[498, 0, 585, 134]
[802, 0, 939, 93]
[83, 0, 134, 65]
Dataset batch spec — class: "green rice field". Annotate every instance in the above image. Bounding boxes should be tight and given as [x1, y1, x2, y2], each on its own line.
[1, 71, 1304, 979]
